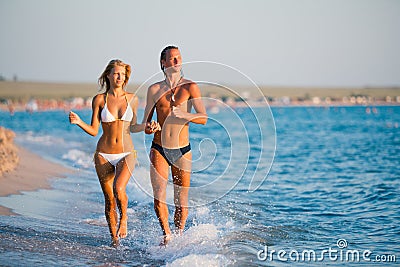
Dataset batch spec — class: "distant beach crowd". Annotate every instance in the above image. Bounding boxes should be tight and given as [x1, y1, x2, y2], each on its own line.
[1, 94, 400, 114]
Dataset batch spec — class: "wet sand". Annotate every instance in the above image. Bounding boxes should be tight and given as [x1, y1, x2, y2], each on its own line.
[0, 142, 72, 215]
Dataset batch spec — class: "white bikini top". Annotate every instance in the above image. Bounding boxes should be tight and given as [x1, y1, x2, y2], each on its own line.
[101, 93, 134, 123]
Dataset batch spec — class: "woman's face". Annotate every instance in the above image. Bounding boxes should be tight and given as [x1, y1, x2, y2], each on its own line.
[108, 65, 126, 88]
[162, 48, 182, 74]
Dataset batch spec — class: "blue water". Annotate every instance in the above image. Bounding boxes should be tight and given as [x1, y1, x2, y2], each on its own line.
[0, 106, 399, 266]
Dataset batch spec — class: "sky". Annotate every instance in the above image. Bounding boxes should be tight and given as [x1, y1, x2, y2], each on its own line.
[1, 0, 399, 87]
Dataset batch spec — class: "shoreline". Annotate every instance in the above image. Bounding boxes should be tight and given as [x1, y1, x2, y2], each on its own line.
[0, 144, 72, 216]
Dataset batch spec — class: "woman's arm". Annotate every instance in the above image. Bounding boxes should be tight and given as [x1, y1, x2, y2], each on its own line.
[129, 94, 147, 133]
[129, 88, 161, 133]
[69, 95, 102, 136]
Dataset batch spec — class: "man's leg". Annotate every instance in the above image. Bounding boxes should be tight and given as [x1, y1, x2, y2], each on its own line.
[172, 152, 192, 233]
[150, 148, 171, 239]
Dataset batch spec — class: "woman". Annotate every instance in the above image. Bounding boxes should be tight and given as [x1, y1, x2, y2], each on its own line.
[69, 59, 140, 247]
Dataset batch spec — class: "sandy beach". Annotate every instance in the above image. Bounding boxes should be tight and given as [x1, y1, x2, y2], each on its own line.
[0, 129, 71, 215]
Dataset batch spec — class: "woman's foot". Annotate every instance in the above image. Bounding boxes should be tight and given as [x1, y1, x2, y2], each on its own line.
[117, 217, 128, 239]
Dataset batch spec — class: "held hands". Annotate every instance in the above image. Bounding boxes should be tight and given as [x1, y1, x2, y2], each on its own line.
[145, 120, 161, 134]
[69, 111, 81, 125]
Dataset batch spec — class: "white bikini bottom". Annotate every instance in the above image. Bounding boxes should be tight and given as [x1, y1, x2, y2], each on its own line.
[98, 151, 136, 167]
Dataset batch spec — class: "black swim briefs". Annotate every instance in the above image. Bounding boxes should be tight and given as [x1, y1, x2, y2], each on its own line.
[151, 141, 191, 166]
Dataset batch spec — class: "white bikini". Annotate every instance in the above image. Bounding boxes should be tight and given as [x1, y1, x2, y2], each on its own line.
[97, 93, 136, 167]
[101, 93, 134, 123]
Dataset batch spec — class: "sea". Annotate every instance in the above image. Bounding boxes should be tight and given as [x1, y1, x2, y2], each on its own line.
[0, 105, 399, 266]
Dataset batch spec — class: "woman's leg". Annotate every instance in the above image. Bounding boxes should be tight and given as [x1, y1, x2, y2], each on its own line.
[114, 153, 135, 239]
[94, 153, 118, 246]
[172, 152, 192, 233]
[150, 148, 171, 243]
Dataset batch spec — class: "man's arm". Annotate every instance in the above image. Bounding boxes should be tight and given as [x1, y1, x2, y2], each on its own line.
[173, 82, 207, 125]
[141, 84, 161, 134]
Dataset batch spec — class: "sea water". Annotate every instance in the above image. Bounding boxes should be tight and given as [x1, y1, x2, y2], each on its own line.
[0, 106, 399, 266]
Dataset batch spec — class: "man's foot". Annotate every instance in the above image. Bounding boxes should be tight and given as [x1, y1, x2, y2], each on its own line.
[174, 228, 183, 236]
[117, 217, 128, 239]
[111, 237, 120, 248]
[159, 234, 172, 247]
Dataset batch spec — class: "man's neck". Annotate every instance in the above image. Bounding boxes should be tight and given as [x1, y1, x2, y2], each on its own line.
[165, 72, 182, 89]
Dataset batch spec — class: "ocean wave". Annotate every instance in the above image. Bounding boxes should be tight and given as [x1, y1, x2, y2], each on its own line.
[62, 149, 93, 169]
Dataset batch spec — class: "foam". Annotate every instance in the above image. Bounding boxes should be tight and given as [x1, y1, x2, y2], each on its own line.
[193, 206, 210, 217]
[24, 132, 66, 145]
[147, 224, 225, 265]
[81, 216, 108, 227]
[62, 149, 93, 169]
[166, 254, 230, 267]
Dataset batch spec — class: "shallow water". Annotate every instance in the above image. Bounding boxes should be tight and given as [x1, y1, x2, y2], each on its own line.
[0, 106, 399, 266]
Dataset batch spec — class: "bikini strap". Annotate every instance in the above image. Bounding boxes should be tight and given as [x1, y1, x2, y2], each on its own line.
[124, 94, 129, 105]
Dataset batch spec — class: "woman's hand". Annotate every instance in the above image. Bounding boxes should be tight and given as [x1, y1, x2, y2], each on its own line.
[145, 120, 161, 134]
[69, 111, 81, 125]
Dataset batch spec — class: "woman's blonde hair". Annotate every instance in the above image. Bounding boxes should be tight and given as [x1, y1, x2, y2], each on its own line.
[98, 59, 132, 92]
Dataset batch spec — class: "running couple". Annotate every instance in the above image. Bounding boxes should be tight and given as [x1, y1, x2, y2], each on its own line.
[69, 46, 207, 247]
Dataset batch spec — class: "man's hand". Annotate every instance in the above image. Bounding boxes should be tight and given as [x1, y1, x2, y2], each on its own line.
[171, 106, 187, 119]
[145, 120, 161, 134]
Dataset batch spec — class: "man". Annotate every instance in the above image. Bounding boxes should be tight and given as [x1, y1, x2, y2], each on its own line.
[143, 46, 207, 245]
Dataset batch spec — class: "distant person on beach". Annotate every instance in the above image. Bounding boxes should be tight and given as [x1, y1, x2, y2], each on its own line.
[142, 46, 207, 245]
[69, 59, 142, 247]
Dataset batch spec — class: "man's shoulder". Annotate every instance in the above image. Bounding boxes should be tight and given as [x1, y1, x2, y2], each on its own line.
[182, 78, 196, 86]
[148, 81, 164, 89]
[183, 79, 200, 92]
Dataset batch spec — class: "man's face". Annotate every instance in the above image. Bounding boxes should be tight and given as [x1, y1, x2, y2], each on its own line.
[163, 48, 182, 74]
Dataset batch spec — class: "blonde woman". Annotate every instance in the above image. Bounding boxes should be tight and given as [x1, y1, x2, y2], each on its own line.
[69, 59, 140, 247]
